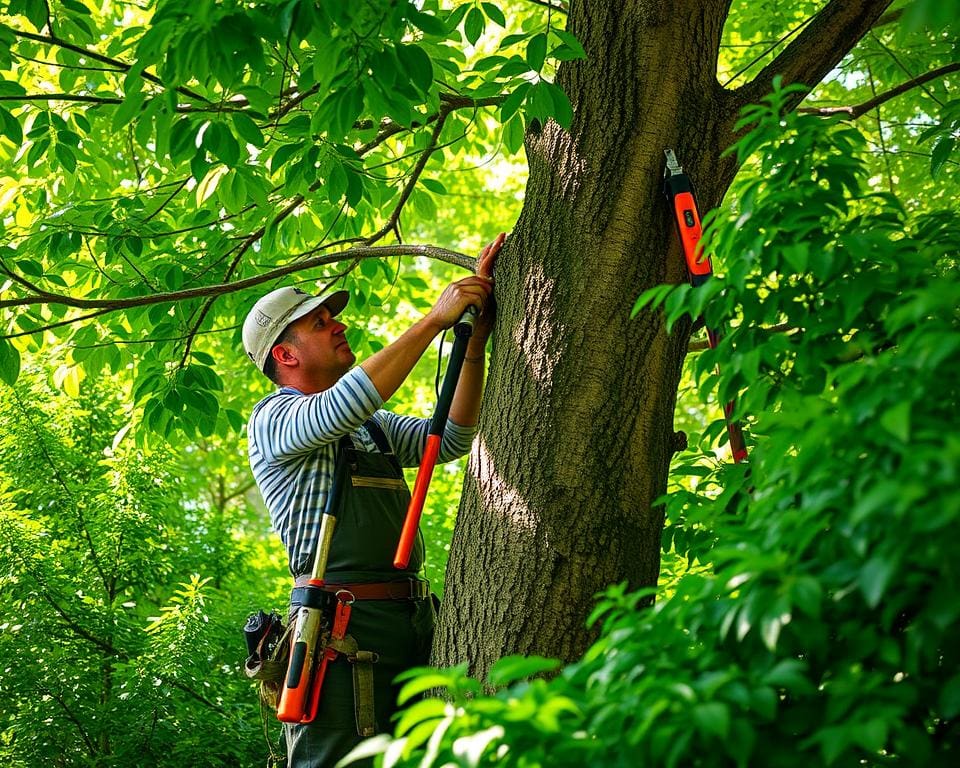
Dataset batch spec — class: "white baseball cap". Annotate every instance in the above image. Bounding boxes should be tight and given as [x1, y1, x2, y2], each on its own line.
[242, 286, 349, 372]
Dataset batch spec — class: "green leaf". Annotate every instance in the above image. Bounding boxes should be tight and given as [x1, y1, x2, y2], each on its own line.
[526, 32, 547, 72]
[692, 702, 730, 740]
[879, 400, 910, 442]
[408, 9, 447, 36]
[196, 165, 228, 205]
[543, 81, 573, 129]
[396, 44, 433, 95]
[930, 135, 955, 179]
[397, 672, 457, 705]
[112, 87, 145, 132]
[553, 29, 586, 59]
[939, 674, 960, 718]
[487, 655, 561, 686]
[499, 81, 530, 123]
[0, 338, 21, 386]
[464, 7, 485, 46]
[270, 141, 302, 173]
[858, 556, 897, 609]
[231, 112, 264, 147]
[503, 114, 525, 154]
[0, 106, 23, 145]
[54, 143, 77, 173]
[482, 3, 506, 27]
[344, 167, 364, 208]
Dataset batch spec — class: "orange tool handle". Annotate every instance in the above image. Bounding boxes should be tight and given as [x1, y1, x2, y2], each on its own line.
[301, 599, 352, 723]
[672, 191, 712, 278]
[276, 604, 323, 723]
[393, 434, 442, 569]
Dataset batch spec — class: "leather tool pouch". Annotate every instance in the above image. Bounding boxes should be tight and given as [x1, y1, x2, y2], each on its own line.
[243, 610, 293, 709]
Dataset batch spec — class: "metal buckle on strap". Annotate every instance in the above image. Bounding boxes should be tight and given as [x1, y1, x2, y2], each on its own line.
[408, 578, 430, 600]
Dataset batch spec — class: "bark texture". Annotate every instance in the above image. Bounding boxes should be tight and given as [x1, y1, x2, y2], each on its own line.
[434, 0, 894, 680]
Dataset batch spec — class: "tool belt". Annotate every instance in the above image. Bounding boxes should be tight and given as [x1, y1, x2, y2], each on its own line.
[291, 577, 431, 604]
[243, 586, 403, 737]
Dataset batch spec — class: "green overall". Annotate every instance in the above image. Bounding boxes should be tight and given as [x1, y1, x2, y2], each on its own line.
[285, 422, 435, 768]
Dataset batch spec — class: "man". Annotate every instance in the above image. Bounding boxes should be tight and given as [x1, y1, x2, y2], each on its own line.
[243, 234, 504, 768]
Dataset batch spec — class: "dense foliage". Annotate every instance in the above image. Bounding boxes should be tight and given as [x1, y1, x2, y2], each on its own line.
[350, 86, 960, 768]
[0, 370, 283, 766]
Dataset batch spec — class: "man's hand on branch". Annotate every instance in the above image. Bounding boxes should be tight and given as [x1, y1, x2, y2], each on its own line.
[425, 232, 505, 338]
[471, 232, 505, 343]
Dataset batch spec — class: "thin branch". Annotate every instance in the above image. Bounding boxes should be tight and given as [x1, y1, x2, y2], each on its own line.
[526, 0, 567, 12]
[364, 111, 450, 246]
[873, 8, 903, 28]
[142, 177, 190, 223]
[0, 92, 121, 104]
[10, 29, 211, 104]
[12, 50, 127, 72]
[870, 32, 947, 108]
[36, 683, 98, 757]
[357, 94, 505, 156]
[731, 0, 896, 114]
[797, 62, 960, 118]
[177, 195, 305, 366]
[2, 307, 117, 339]
[9, 387, 112, 595]
[686, 322, 794, 353]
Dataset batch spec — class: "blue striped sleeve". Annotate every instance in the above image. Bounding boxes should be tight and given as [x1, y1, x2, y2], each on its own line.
[252, 366, 383, 463]
[374, 410, 477, 467]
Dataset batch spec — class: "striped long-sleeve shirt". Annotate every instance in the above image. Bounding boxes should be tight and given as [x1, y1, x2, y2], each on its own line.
[248, 366, 477, 576]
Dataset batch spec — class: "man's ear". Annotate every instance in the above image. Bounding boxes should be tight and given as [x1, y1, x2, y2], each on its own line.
[271, 343, 298, 368]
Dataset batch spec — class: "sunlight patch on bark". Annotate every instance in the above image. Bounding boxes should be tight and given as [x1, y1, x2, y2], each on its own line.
[474, 436, 537, 534]
[511, 262, 562, 389]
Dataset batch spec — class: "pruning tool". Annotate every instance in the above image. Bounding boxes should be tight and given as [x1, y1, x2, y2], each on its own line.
[394, 306, 478, 569]
[276, 455, 350, 723]
[663, 148, 748, 463]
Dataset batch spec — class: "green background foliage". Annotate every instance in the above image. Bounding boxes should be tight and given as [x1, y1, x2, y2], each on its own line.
[0, 0, 957, 765]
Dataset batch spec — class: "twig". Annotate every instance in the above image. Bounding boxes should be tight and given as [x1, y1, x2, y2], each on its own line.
[798, 62, 960, 118]
[364, 111, 449, 245]
[10, 29, 211, 103]
[686, 322, 794, 352]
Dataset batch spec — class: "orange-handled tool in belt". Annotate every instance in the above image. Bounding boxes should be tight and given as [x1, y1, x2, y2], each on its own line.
[394, 306, 477, 569]
[276, 453, 349, 723]
[663, 149, 748, 463]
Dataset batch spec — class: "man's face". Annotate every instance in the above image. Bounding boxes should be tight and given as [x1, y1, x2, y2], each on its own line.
[280, 304, 355, 385]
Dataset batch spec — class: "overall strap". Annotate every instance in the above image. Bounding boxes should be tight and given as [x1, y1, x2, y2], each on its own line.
[364, 419, 404, 475]
[363, 418, 392, 454]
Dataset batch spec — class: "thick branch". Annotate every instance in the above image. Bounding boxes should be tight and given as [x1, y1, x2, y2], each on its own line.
[732, 0, 895, 114]
[0, 244, 473, 313]
[798, 62, 960, 119]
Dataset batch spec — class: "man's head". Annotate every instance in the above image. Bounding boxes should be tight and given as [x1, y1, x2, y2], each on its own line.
[242, 286, 350, 386]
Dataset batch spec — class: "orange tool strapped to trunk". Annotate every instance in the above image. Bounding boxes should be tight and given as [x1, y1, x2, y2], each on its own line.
[394, 307, 477, 569]
[663, 149, 748, 463]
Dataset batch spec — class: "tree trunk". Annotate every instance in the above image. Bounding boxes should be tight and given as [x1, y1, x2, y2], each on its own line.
[434, 0, 737, 678]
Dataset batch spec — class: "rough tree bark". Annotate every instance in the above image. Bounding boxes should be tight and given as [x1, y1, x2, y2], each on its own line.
[433, 0, 893, 680]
